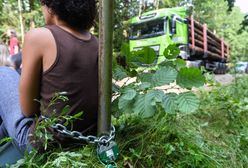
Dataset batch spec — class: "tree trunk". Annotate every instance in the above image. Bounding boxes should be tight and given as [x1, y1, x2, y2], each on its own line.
[98, 0, 114, 135]
[154, 0, 160, 9]
[139, 0, 144, 16]
[18, 0, 24, 44]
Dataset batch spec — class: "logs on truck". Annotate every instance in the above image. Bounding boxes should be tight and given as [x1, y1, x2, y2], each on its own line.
[188, 16, 229, 74]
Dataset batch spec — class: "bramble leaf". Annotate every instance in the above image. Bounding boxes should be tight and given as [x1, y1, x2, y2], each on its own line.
[163, 44, 180, 59]
[122, 88, 137, 100]
[118, 96, 134, 114]
[162, 93, 178, 113]
[174, 59, 186, 70]
[176, 67, 205, 89]
[152, 66, 177, 86]
[133, 90, 164, 118]
[149, 90, 164, 106]
[120, 42, 131, 57]
[177, 92, 200, 113]
[138, 82, 152, 90]
[139, 73, 153, 83]
[113, 66, 128, 80]
[131, 47, 157, 65]
[141, 47, 157, 64]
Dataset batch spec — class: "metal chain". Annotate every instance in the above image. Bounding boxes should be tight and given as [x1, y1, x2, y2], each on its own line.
[51, 123, 116, 145]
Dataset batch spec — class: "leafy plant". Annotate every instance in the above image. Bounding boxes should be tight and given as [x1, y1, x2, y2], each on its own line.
[32, 92, 83, 150]
[11, 63, 248, 168]
[114, 44, 206, 118]
[0, 137, 12, 145]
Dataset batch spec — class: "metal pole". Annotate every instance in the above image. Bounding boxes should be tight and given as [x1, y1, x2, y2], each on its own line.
[98, 0, 114, 136]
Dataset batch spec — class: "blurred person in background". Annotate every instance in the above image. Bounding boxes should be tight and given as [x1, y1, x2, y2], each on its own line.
[8, 29, 20, 56]
[0, 43, 14, 68]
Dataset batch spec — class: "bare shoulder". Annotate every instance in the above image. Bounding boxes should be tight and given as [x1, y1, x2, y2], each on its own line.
[24, 27, 53, 46]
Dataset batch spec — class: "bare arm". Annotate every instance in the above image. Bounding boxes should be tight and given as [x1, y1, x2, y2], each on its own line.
[19, 29, 44, 117]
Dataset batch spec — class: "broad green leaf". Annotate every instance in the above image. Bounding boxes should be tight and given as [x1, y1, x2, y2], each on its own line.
[148, 90, 164, 106]
[122, 45, 142, 67]
[127, 50, 143, 68]
[162, 93, 178, 113]
[140, 47, 157, 64]
[163, 44, 180, 59]
[176, 67, 205, 89]
[177, 92, 200, 113]
[129, 47, 156, 66]
[122, 88, 137, 100]
[138, 82, 152, 90]
[139, 73, 153, 83]
[174, 59, 186, 70]
[133, 94, 154, 118]
[113, 66, 128, 80]
[120, 42, 131, 57]
[118, 96, 134, 114]
[133, 90, 164, 118]
[158, 60, 174, 68]
[152, 66, 178, 87]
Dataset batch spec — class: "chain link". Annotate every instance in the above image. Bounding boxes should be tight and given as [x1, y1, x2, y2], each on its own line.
[51, 123, 116, 145]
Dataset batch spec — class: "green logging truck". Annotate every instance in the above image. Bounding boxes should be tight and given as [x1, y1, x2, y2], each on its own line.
[128, 7, 230, 74]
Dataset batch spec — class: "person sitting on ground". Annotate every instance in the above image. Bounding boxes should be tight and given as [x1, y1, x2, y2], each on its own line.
[0, 43, 22, 74]
[0, 43, 14, 68]
[0, 0, 98, 164]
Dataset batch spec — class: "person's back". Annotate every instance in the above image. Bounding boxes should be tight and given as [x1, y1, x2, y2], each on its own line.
[0, 1, 98, 164]
[37, 25, 98, 142]
[19, 1, 98, 148]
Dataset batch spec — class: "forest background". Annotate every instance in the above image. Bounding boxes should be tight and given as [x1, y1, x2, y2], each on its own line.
[0, 0, 247, 61]
[1, 0, 248, 167]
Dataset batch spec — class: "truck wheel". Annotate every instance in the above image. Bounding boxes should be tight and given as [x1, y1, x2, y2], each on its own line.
[245, 67, 248, 74]
[214, 68, 219, 74]
[221, 67, 224, 74]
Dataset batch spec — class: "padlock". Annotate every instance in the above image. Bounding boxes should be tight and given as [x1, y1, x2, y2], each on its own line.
[105, 163, 117, 168]
[97, 140, 119, 165]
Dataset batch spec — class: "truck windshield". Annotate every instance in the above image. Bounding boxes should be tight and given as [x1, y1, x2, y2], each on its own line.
[129, 18, 166, 40]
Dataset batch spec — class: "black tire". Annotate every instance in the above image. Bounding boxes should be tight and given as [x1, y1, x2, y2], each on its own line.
[245, 67, 248, 74]
[214, 68, 220, 74]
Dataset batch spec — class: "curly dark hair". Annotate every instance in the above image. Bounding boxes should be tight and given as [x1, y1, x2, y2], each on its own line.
[40, 0, 96, 30]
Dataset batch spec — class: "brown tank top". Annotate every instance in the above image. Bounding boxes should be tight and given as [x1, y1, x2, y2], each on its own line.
[29, 25, 98, 148]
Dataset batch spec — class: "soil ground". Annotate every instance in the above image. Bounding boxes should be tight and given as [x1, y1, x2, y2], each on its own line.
[114, 73, 242, 94]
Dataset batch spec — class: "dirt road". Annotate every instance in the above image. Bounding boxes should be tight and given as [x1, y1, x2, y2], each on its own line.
[115, 73, 239, 94]
[214, 74, 235, 85]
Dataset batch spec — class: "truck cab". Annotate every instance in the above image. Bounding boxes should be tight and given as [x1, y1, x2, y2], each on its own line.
[128, 7, 189, 64]
[128, 7, 229, 74]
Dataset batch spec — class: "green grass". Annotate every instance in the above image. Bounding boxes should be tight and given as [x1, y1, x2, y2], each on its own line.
[11, 76, 248, 168]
